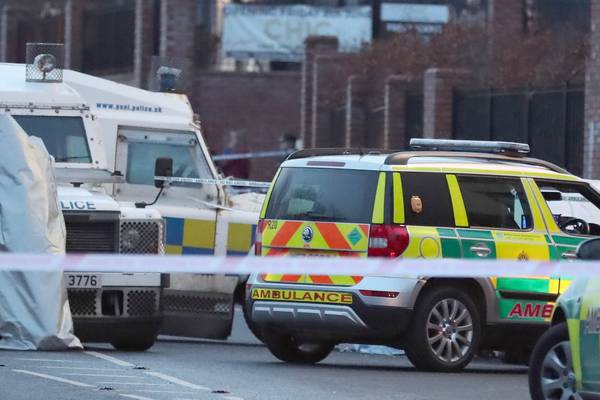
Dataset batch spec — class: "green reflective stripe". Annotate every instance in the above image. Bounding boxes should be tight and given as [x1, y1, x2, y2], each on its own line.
[548, 245, 559, 260]
[392, 173, 404, 224]
[372, 172, 386, 224]
[457, 229, 494, 240]
[497, 277, 550, 293]
[552, 235, 586, 246]
[440, 238, 461, 258]
[437, 227, 457, 238]
[260, 168, 281, 218]
[446, 174, 469, 227]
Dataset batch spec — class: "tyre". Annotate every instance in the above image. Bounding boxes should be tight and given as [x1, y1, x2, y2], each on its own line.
[529, 323, 580, 400]
[262, 330, 333, 364]
[405, 286, 481, 372]
[111, 334, 157, 351]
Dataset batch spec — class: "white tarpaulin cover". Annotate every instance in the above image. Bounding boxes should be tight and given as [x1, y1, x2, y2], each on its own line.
[0, 114, 82, 350]
[223, 5, 372, 61]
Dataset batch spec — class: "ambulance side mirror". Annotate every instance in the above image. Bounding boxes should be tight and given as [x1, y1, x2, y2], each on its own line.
[154, 157, 173, 189]
[576, 238, 600, 260]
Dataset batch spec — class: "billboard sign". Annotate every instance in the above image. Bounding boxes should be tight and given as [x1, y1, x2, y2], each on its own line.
[223, 5, 372, 62]
[380, 3, 450, 35]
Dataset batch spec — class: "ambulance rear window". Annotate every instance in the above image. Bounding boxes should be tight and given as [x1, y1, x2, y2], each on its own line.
[265, 167, 379, 223]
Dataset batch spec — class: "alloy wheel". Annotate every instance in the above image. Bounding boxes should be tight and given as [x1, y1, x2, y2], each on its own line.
[426, 298, 474, 363]
[540, 341, 582, 400]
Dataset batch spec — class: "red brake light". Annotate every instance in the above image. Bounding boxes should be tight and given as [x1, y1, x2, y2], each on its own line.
[368, 225, 409, 258]
[255, 220, 266, 256]
[359, 290, 400, 298]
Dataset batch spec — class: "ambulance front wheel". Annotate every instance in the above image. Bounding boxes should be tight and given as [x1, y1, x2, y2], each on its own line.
[405, 286, 482, 372]
[528, 323, 576, 400]
[262, 330, 333, 364]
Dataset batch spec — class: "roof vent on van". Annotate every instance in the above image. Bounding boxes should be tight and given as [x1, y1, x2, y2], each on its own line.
[25, 43, 64, 83]
[410, 138, 530, 156]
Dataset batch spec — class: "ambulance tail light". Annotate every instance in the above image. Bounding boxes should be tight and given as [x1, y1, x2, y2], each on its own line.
[255, 220, 266, 256]
[359, 290, 400, 298]
[368, 225, 409, 258]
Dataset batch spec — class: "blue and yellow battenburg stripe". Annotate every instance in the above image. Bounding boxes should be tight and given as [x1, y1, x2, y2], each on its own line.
[164, 217, 256, 256]
[226, 223, 257, 255]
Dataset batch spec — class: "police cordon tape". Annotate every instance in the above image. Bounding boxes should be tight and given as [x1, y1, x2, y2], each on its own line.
[2, 253, 600, 277]
[155, 176, 271, 188]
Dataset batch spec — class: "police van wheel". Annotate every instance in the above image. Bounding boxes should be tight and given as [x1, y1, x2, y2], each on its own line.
[262, 330, 333, 364]
[110, 335, 156, 351]
[405, 286, 481, 372]
[529, 323, 578, 400]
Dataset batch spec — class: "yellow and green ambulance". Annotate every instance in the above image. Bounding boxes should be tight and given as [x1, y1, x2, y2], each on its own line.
[529, 239, 600, 400]
[246, 139, 600, 372]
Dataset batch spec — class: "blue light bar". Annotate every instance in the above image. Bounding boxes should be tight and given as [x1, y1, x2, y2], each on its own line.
[409, 139, 530, 156]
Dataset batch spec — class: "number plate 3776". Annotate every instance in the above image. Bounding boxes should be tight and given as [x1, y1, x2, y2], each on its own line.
[66, 273, 100, 288]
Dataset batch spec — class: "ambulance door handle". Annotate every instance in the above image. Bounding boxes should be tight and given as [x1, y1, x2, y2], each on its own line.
[470, 244, 491, 257]
[561, 250, 577, 261]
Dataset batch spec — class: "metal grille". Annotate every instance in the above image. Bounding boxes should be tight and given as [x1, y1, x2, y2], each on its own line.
[119, 220, 164, 254]
[453, 85, 584, 176]
[65, 221, 117, 253]
[25, 43, 64, 82]
[126, 290, 158, 316]
[163, 294, 232, 314]
[68, 289, 97, 316]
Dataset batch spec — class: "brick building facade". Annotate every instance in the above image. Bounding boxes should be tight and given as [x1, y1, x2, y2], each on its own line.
[0, 0, 596, 178]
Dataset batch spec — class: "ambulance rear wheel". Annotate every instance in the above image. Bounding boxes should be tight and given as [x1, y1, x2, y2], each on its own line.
[262, 330, 333, 364]
[405, 286, 481, 372]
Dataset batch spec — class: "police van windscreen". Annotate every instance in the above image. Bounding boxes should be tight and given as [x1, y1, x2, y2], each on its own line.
[13, 115, 92, 163]
[265, 167, 378, 223]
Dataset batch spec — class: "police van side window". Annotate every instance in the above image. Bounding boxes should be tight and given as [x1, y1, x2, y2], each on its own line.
[121, 129, 212, 187]
[400, 172, 455, 227]
[457, 176, 532, 230]
[13, 115, 91, 163]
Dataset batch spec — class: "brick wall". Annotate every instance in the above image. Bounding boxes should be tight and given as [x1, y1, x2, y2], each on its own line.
[301, 36, 339, 148]
[159, 0, 196, 92]
[423, 68, 470, 139]
[584, 0, 600, 178]
[193, 71, 301, 181]
[384, 75, 410, 149]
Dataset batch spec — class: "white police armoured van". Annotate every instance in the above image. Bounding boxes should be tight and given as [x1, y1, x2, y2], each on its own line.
[2, 43, 263, 341]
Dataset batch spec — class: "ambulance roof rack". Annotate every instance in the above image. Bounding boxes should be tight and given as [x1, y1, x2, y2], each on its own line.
[409, 138, 530, 156]
[287, 148, 393, 160]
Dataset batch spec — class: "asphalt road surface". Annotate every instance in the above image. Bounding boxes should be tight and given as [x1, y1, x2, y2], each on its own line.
[0, 309, 530, 400]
